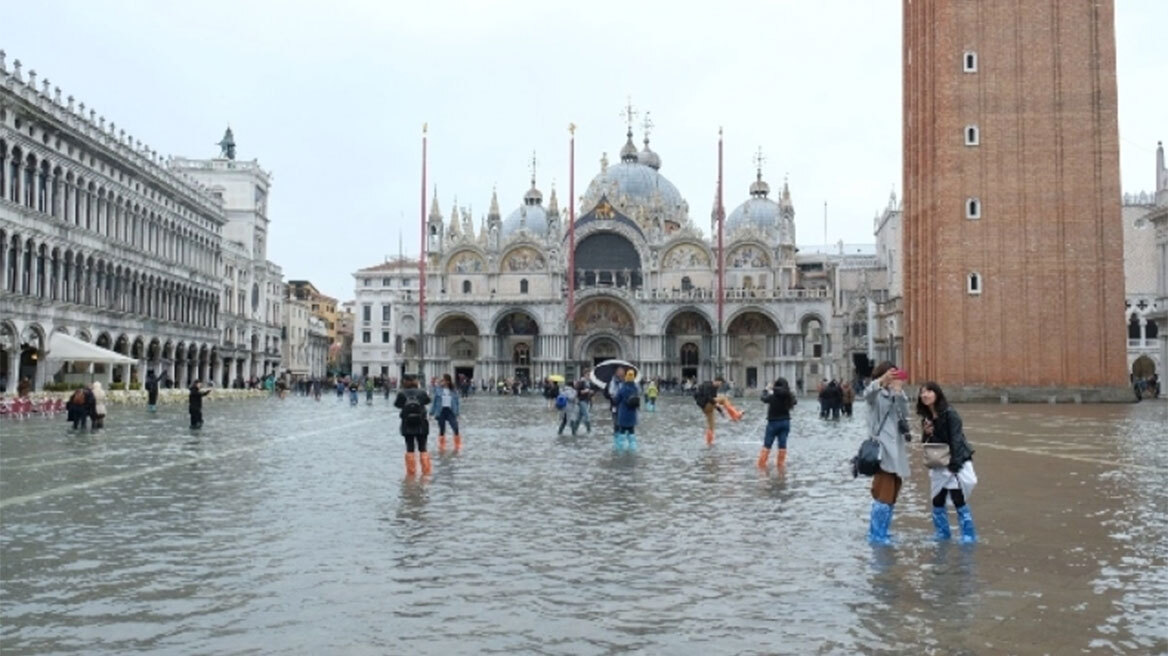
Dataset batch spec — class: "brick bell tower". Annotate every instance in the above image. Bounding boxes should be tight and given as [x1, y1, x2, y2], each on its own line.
[902, 0, 1129, 401]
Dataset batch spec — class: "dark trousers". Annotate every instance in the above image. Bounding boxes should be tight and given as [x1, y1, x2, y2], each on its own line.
[190, 410, 203, 429]
[404, 434, 429, 452]
[436, 408, 459, 435]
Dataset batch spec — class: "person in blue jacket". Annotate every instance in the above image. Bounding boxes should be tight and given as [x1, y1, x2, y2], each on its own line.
[612, 369, 641, 451]
[429, 373, 463, 452]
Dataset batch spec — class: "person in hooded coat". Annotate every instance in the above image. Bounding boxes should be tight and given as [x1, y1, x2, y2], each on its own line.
[145, 371, 160, 412]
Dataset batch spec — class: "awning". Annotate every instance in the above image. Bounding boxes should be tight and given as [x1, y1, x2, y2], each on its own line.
[45, 332, 137, 364]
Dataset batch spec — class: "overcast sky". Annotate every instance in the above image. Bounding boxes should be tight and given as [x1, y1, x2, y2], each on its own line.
[4, 1, 1164, 300]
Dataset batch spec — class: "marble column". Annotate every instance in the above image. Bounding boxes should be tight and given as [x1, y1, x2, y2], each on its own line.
[5, 350, 18, 393]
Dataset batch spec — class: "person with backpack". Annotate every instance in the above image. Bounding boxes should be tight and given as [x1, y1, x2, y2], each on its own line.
[612, 369, 641, 451]
[429, 373, 462, 452]
[145, 371, 160, 412]
[758, 378, 797, 469]
[556, 383, 579, 436]
[693, 376, 744, 445]
[188, 381, 212, 429]
[395, 375, 433, 476]
[862, 362, 910, 546]
[66, 385, 92, 430]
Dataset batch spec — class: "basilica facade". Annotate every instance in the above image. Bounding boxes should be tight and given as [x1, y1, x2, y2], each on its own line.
[356, 127, 855, 390]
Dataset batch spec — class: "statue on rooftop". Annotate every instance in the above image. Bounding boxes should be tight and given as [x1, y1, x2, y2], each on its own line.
[217, 126, 236, 160]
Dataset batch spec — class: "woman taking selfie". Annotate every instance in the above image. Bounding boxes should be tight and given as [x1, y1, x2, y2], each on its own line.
[862, 362, 910, 546]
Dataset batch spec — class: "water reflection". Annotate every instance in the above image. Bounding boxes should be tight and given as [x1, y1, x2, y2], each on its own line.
[0, 395, 1164, 654]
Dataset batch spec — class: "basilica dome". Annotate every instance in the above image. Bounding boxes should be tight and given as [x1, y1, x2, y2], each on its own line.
[581, 130, 688, 227]
[726, 171, 792, 243]
[502, 203, 549, 237]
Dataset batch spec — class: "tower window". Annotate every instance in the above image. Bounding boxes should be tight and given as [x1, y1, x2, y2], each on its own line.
[967, 272, 982, 295]
[965, 125, 980, 146]
[966, 197, 981, 219]
[520, 278, 529, 294]
[462, 280, 472, 294]
[963, 51, 978, 73]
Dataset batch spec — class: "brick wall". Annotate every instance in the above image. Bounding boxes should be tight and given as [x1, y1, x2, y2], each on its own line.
[903, 0, 1127, 391]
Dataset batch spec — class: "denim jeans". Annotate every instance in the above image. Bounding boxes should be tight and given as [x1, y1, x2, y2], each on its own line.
[763, 418, 791, 449]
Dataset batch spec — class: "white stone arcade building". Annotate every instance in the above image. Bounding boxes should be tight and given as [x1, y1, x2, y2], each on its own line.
[380, 124, 840, 389]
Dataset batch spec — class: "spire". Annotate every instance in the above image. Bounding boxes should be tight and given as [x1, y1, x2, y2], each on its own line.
[524, 151, 543, 205]
[478, 216, 488, 244]
[639, 110, 661, 170]
[780, 174, 793, 208]
[448, 197, 460, 235]
[749, 146, 770, 198]
[428, 186, 442, 220]
[619, 97, 639, 163]
[548, 184, 560, 215]
[488, 186, 501, 219]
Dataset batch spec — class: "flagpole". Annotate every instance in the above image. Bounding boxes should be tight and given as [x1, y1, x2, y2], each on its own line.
[567, 123, 577, 375]
[418, 123, 428, 381]
[716, 127, 725, 378]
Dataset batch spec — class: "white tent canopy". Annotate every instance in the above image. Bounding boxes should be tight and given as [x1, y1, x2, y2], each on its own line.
[45, 332, 136, 364]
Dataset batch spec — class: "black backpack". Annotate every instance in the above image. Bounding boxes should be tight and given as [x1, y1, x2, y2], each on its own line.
[693, 385, 712, 408]
[625, 394, 640, 410]
[401, 393, 425, 424]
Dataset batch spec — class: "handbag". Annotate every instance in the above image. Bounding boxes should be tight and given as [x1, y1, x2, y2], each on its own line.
[852, 403, 894, 478]
[922, 442, 951, 469]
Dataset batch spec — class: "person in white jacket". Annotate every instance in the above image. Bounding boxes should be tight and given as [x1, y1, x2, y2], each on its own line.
[91, 381, 108, 430]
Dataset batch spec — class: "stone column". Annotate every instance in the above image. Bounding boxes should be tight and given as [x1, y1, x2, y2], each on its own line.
[122, 363, 131, 388]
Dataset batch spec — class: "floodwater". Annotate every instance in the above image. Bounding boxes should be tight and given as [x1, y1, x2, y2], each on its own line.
[1, 391, 1165, 655]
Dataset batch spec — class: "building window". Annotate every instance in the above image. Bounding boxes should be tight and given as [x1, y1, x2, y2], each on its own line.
[381, 366, 389, 377]
[963, 51, 978, 72]
[965, 125, 979, 146]
[361, 365, 369, 376]
[382, 304, 391, 321]
[966, 197, 981, 219]
[382, 331, 390, 343]
[681, 276, 693, 292]
[363, 278, 370, 287]
[462, 280, 472, 294]
[382, 278, 391, 286]
[967, 272, 982, 295]
[362, 331, 371, 343]
[520, 279, 529, 294]
[513, 343, 531, 365]
[362, 304, 371, 321]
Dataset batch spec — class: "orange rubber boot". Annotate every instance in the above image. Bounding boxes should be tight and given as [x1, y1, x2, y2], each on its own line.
[776, 448, 787, 468]
[757, 447, 771, 469]
[404, 452, 418, 477]
[724, 401, 745, 422]
[419, 451, 433, 475]
[453, 434, 463, 451]
[438, 435, 448, 452]
[705, 429, 715, 445]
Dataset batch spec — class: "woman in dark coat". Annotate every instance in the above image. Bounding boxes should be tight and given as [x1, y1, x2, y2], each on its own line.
[917, 381, 978, 543]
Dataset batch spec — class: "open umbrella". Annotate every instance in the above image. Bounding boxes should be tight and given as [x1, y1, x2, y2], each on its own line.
[589, 359, 640, 388]
[548, 374, 566, 384]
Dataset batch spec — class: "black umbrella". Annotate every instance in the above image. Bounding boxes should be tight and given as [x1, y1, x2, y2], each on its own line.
[589, 359, 640, 388]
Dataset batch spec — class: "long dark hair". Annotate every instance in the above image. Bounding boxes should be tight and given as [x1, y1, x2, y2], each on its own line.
[915, 381, 950, 418]
[771, 377, 795, 410]
[442, 373, 454, 389]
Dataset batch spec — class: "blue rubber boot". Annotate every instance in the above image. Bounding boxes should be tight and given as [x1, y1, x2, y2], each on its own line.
[868, 501, 894, 546]
[956, 505, 978, 544]
[613, 432, 625, 451]
[931, 507, 951, 541]
[626, 432, 637, 451]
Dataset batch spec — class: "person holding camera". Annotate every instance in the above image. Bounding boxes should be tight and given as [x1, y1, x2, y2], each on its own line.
[862, 361, 910, 546]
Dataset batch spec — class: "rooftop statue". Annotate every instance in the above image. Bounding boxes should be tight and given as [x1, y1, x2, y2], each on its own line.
[218, 126, 236, 160]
